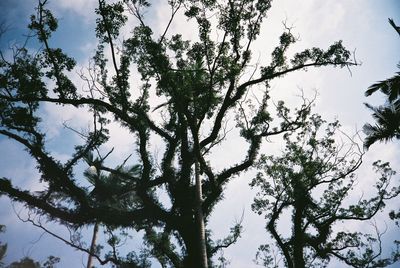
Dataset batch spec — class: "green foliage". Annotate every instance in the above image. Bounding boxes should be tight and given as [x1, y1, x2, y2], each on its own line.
[251, 114, 400, 267]
[28, 3, 58, 42]
[96, 1, 127, 42]
[28, 1, 77, 98]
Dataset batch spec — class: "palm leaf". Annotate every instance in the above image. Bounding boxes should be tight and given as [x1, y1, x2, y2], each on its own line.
[363, 102, 400, 148]
[365, 73, 400, 102]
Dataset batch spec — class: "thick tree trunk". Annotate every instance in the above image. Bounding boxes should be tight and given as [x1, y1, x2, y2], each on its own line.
[293, 200, 305, 268]
[87, 222, 99, 268]
[195, 158, 208, 268]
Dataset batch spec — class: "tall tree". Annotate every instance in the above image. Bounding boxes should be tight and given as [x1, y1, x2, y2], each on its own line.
[251, 114, 400, 268]
[0, 0, 356, 266]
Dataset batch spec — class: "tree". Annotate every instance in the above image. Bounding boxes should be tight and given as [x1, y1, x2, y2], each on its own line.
[251, 114, 400, 268]
[0, 0, 356, 266]
[363, 18, 400, 148]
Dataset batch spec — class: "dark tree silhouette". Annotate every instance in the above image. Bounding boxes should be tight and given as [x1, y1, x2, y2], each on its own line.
[251, 114, 400, 268]
[0, 0, 356, 266]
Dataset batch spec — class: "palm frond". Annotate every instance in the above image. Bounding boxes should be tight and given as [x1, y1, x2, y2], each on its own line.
[365, 73, 400, 101]
[363, 102, 400, 148]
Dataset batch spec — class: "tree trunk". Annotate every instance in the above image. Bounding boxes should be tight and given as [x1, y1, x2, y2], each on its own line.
[293, 200, 305, 268]
[87, 222, 99, 268]
[195, 158, 208, 268]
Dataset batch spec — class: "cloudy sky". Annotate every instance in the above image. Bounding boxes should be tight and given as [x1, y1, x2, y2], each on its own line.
[0, 0, 399, 267]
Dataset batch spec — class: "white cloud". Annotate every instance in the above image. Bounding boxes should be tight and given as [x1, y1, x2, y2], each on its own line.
[51, 0, 97, 23]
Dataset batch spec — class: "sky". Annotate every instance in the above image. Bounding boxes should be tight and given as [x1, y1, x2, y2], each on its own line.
[0, 0, 399, 267]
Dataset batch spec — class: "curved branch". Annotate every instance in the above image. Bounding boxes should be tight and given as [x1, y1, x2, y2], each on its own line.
[0, 95, 173, 141]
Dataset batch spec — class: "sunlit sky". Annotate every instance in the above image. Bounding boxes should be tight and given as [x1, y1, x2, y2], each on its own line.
[0, 0, 399, 267]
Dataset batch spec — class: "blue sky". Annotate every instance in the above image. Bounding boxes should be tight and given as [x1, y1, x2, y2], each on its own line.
[0, 0, 400, 267]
